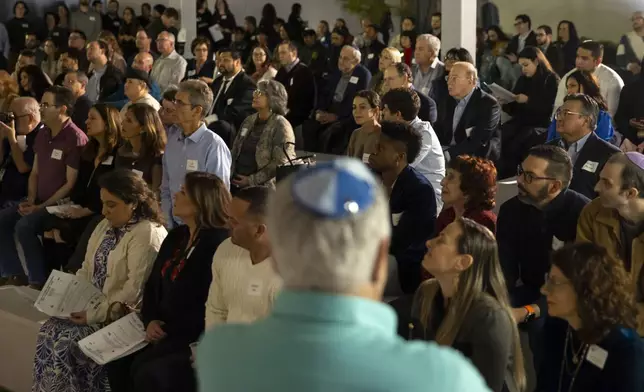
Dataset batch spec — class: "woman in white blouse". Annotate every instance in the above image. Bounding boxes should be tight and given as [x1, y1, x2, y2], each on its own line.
[33, 169, 168, 392]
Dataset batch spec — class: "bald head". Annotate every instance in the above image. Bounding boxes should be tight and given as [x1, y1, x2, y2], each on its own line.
[447, 62, 478, 99]
[339, 45, 361, 74]
[133, 52, 154, 73]
[11, 97, 41, 134]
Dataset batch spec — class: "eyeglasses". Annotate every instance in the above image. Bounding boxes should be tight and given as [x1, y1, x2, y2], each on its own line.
[517, 164, 557, 184]
[514, 21, 524, 27]
[39, 103, 55, 109]
[172, 100, 193, 107]
[542, 272, 570, 291]
[445, 75, 468, 82]
[555, 108, 586, 119]
[253, 90, 265, 97]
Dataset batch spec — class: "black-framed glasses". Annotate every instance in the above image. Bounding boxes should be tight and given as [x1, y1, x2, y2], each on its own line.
[517, 164, 557, 184]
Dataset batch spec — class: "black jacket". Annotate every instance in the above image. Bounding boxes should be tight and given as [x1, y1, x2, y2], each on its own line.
[558, 39, 581, 75]
[300, 42, 328, 78]
[615, 78, 644, 145]
[506, 31, 538, 56]
[183, 59, 216, 81]
[72, 94, 92, 133]
[389, 165, 437, 294]
[89, 62, 124, 102]
[212, 11, 237, 48]
[210, 72, 256, 131]
[362, 39, 387, 76]
[434, 87, 502, 162]
[274, 61, 316, 128]
[319, 64, 372, 120]
[102, 13, 122, 37]
[6, 17, 32, 53]
[497, 189, 590, 310]
[503, 69, 559, 128]
[414, 88, 438, 125]
[141, 226, 229, 343]
[543, 44, 565, 76]
[548, 132, 620, 199]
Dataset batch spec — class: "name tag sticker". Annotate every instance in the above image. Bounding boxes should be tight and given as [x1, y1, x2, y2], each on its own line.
[89, 16, 96, 21]
[247, 280, 262, 296]
[132, 169, 144, 178]
[586, 344, 608, 369]
[102, 156, 114, 165]
[421, 87, 429, 95]
[240, 128, 249, 137]
[465, 127, 475, 138]
[53, 32, 59, 37]
[222, 15, 227, 20]
[186, 159, 199, 171]
[362, 153, 370, 163]
[582, 161, 599, 173]
[552, 236, 564, 251]
[188, 70, 196, 77]
[290, 78, 293, 86]
[367, 53, 374, 59]
[227, 98, 233, 105]
[22, 24, 28, 28]
[51, 149, 63, 160]
[349, 76, 359, 84]
[392, 212, 403, 226]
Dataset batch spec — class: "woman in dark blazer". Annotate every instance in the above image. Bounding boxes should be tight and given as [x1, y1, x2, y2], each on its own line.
[123, 172, 231, 392]
[183, 37, 216, 85]
[412, 217, 526, 392]
[538, 243, 644, 392]
[211, 0, 237, 50]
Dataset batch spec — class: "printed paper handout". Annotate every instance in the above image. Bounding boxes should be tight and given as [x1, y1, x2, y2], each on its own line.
[34, 270, 105, 318]
[79, 313, 148, 365]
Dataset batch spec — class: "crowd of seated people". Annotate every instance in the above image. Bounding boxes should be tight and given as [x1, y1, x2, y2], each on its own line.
[0, 2, 643, 392]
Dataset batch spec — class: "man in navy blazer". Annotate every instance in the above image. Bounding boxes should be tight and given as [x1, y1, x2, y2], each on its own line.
[368, 121, 436, 294]
[383, 63, 437, 125]
[303, 45, 371, 152]
[547, 94, 620, 199]
[434, 62, 502, 163]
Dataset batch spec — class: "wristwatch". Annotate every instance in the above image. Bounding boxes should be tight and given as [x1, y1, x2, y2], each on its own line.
[523, 304, 536, 323]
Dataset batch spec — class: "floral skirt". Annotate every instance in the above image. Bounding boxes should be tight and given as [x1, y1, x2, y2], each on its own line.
[32, 318, 111, 392]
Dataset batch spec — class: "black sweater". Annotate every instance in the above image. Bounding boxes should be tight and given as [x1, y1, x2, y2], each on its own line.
[141, 226, 229, 344]
[503, 69, 559, 128]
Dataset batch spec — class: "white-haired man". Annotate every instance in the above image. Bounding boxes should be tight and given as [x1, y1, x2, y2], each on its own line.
[0, 97, 44, 207]
[412, 34, 445, 98]
[196, 158, 490, 392]
[151, 31, 187, 92]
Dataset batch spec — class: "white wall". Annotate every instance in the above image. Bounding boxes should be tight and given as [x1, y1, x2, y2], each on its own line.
[495, 0, 642, 42]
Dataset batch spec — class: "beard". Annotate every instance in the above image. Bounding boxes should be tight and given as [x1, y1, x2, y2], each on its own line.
[517, 183, 550, 207]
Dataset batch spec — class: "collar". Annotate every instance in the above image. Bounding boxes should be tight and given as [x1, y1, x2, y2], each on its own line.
[271, 290, 397, 336]
[519, 31, 531, 40]
[224, 70, 241, 83]
[456, 88, 476, 105]
[562, 131, 592, 152]
[285, 58, 300, 73]
[541, 43, 550, 52]
[162, 50, 180, 60]
[178, 122, 208, 142]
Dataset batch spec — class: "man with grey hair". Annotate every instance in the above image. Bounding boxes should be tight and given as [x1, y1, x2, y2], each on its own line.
[412, 34, 445, 98]
[196, 158, 490, 391]
[150, 31, 187, 92]
[160, 79, 231, 228]
[303, 45, 371, 152]
[63, 71, 92, 132]
[0, 97, 44, 207]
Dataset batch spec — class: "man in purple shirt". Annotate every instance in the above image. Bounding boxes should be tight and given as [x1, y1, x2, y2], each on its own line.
[0, 86, 87, 288]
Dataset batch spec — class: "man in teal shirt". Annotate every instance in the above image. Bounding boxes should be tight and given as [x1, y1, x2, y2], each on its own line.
[197, 158, 491, 392]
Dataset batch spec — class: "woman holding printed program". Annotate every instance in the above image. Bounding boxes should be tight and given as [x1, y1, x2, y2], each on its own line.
[33, 169, 167, 392]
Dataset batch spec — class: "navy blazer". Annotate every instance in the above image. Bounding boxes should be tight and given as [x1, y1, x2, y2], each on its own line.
[362, 40, 387, 76]
[210, 72, 257, 131]
[320, 64, 371, 120]
[275, 61, 316, 128]
[389, 165, 437, 294]
[414, 88, 438, 125]
[547, 132, 620, 199]
[435, 87, 502, 162]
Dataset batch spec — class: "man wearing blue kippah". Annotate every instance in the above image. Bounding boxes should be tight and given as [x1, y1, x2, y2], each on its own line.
[369, 121, 437, 294]
[196, 157, 490, 392]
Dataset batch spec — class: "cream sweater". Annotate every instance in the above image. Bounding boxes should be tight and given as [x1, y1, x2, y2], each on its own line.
[205, 239, 282, 329]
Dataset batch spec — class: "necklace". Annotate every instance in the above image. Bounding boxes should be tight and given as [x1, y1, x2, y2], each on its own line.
[558, 326, 589, 392]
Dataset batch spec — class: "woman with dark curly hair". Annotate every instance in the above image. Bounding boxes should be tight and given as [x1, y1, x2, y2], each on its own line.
[538, 243, 644, 392]
[436, 155, 498, 235]
[18, 65, 53, 101]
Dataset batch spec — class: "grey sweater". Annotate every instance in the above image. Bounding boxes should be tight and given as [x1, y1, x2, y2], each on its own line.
[71, 10, 103, 42]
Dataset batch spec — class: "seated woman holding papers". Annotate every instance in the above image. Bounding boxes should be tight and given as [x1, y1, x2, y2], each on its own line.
[33, 169, 167, 392]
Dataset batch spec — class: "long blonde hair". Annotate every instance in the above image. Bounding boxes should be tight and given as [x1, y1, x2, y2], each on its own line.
[419, 218, 526, 391]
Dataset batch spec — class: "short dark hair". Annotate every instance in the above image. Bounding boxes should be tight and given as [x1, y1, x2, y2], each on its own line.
[527, 145, 573, 189]
[92, 0, 102, 6]
[381, 87, 420, 122]
[14, 1, 29, 15]
[303, 29, 316, 38]
[431, 12, 441, 18]
[63, 49, 81, 64]
[245, 16, 257, 27]
[162, 87, 178, 102]
[279, 41, 298, 54]
[607, 153, 644, 195]
[516, 14, 531, 28]
[390, 62, 413, 82]
[537, 25, 553, 35]
[191, 36, 211, 54]
[579, 40, 604, 59]
[218, 47, 242, 60]
[444, 47, 474, 63]
[163, 7, 179, 20]
[380, 121, 422, 164]
[19, 49, 36, 58]
[70, 29, 87, 41]
[234, 186, 274, 218]
[45, 86, 76, 117]
[153, 4, 166, 14]
[563, 93, 600, 131]
[355, 90, 380, 109]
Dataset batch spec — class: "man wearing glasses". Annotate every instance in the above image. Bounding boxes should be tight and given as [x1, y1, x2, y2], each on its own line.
[548, 94, 620, 199]
[616, 11, 644, 76]
[497, 144, 590, 373]
[506, 14, 537, 64]
[535, 25, 564, 76]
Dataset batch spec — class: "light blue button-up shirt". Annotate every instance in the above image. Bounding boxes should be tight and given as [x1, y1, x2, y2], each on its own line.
[197, 290, 491, 392]
[559, 131, 592, 165]
[452, 88, 476, 135]
[161, 123, 231, 228]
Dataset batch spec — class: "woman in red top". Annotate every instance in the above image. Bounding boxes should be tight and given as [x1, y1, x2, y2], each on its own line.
[436, 155, 498, 235]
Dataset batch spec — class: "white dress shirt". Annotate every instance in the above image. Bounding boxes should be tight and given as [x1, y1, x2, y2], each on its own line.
[150, 50, 188, 93]
[553, 64, 624, 117]
[409, 117, 446, 213]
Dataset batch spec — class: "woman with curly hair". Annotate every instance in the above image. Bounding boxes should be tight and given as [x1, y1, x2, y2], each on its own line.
[436, 155, 498, 235]
[412, 218, 526, 392]
[538, 243, 644, 392]
[18, 65, 53, 101]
